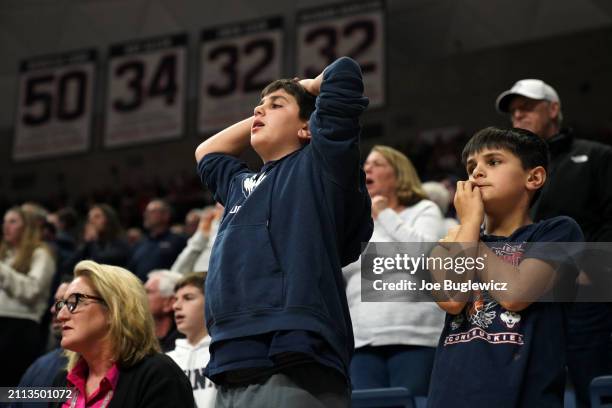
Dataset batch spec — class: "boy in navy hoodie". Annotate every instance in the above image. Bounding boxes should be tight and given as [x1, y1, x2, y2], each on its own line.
[428, 127, 583, 408]
[194, 57, 372, 407]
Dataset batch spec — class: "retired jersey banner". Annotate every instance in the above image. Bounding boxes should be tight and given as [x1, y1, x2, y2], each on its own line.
[104, 33, 187, 147]
[297, 0, 385, 108]
[198, 17, 284, 134]
[14, 49, 96, 161]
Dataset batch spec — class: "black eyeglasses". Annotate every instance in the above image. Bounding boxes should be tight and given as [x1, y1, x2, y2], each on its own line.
[54, 293, 106, 314]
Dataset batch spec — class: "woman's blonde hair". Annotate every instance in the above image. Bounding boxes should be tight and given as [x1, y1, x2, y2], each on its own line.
[371, 145, 427, 206]
[66, 260, 160, 370]
[0, 206, 50, 273]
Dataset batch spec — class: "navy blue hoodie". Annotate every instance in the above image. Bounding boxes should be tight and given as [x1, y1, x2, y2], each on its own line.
[198, 57, 372, 376]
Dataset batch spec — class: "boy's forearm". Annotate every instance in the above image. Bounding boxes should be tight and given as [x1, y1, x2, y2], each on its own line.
[429, 244, 474, 313]
[454, 222, 480, 243]
[312, 57, 368, 123]
[195, 117, 253, 162]
[452, 222, 543, 310]
[476, 244, 556, 311]
[429, 222, 479, 313]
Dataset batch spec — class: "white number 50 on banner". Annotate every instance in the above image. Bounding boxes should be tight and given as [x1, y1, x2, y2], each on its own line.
[297, 0, 385, 108]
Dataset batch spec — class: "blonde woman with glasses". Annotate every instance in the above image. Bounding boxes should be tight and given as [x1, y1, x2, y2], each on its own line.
[52, 260, 194, 408]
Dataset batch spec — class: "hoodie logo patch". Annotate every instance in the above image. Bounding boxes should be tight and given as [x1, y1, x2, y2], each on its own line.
[242, 172, 267, 198]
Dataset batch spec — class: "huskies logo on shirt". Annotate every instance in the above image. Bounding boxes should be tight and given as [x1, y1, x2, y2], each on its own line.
[500, 311, 521, 328]
[467, 290, 497, 329]
[242, 172, 267, 198]
[443, 242, 527, 346]
[493, 242, 526, 266]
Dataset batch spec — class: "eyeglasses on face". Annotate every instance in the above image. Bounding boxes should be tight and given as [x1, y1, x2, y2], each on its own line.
[54, 293, 106, 314]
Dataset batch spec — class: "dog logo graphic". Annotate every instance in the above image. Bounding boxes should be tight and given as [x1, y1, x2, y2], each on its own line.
[500, 311, 521, 329]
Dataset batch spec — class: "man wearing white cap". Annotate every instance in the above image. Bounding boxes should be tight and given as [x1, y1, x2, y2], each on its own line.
[496, 79, 612, 408]
[496, 79, 562, 139]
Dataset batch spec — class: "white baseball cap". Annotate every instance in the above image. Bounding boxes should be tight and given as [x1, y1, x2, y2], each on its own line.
[495, 79, 561, 113]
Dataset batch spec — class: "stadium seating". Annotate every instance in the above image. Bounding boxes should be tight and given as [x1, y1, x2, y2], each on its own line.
[591, 375, 612, 408]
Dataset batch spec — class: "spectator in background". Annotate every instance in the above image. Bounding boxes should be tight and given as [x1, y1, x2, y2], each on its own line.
[496, 79, 612, 407]
[23, 202, 68, 359]
[0, 206, 56, 386]
[48, 207, 79, 277]
[172, 204, 223, 274]
[167, 272, 217, 407]
[126, 227, 144, 248]
[183, 208, 203, 238]
[21, 202, 49, 231]
[343, 146, 445, 395]
[54, 207, 80, 242]
[144, 269, 183, 352]
[46, 281, 70, 351]
[422, 181, 459, 234]
[67, 204, 131, 272]
[10, 282, 69, 408]
[129, 199, 187, 281]
[52, 260, 194, 408]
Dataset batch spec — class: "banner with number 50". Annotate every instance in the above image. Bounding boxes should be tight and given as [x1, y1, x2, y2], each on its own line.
[14, 50, 96, 161]
[104, 33, 187, 148]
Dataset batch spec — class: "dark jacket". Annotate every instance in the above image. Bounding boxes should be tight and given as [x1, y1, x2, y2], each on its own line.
[52, 353, 195, 408]
[531, 129, 612, 241]
[128, 231, 187, 281]
[199, 57, 373, 375]
[9, 349, 67, 408]
[531, 130, 612, 345]
[67, 239, 131, 272]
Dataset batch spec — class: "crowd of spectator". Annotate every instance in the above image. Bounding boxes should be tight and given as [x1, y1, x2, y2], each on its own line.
[2, 70, 611, 408]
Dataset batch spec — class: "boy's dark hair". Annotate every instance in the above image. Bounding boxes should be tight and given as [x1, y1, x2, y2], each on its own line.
[461, 127, 549, 206]
[462, 127, 549, 172]
[174, 271, 206, 294]
[261, 79, 316, 121]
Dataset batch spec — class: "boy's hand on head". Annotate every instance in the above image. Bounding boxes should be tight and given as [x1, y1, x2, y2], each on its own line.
[454, 181, 484, 228]
[296, 74, 323, 96]
[371, 195, 389, 219]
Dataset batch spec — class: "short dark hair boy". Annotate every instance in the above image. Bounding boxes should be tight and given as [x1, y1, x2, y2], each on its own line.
[261, 79, 316, 121]
[461, 126, 549, 206]
[428, 126, 583, 407]
[461, 126, 548, 173]
[194, 57, 372, 406]
[168, 272, 217, 407]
